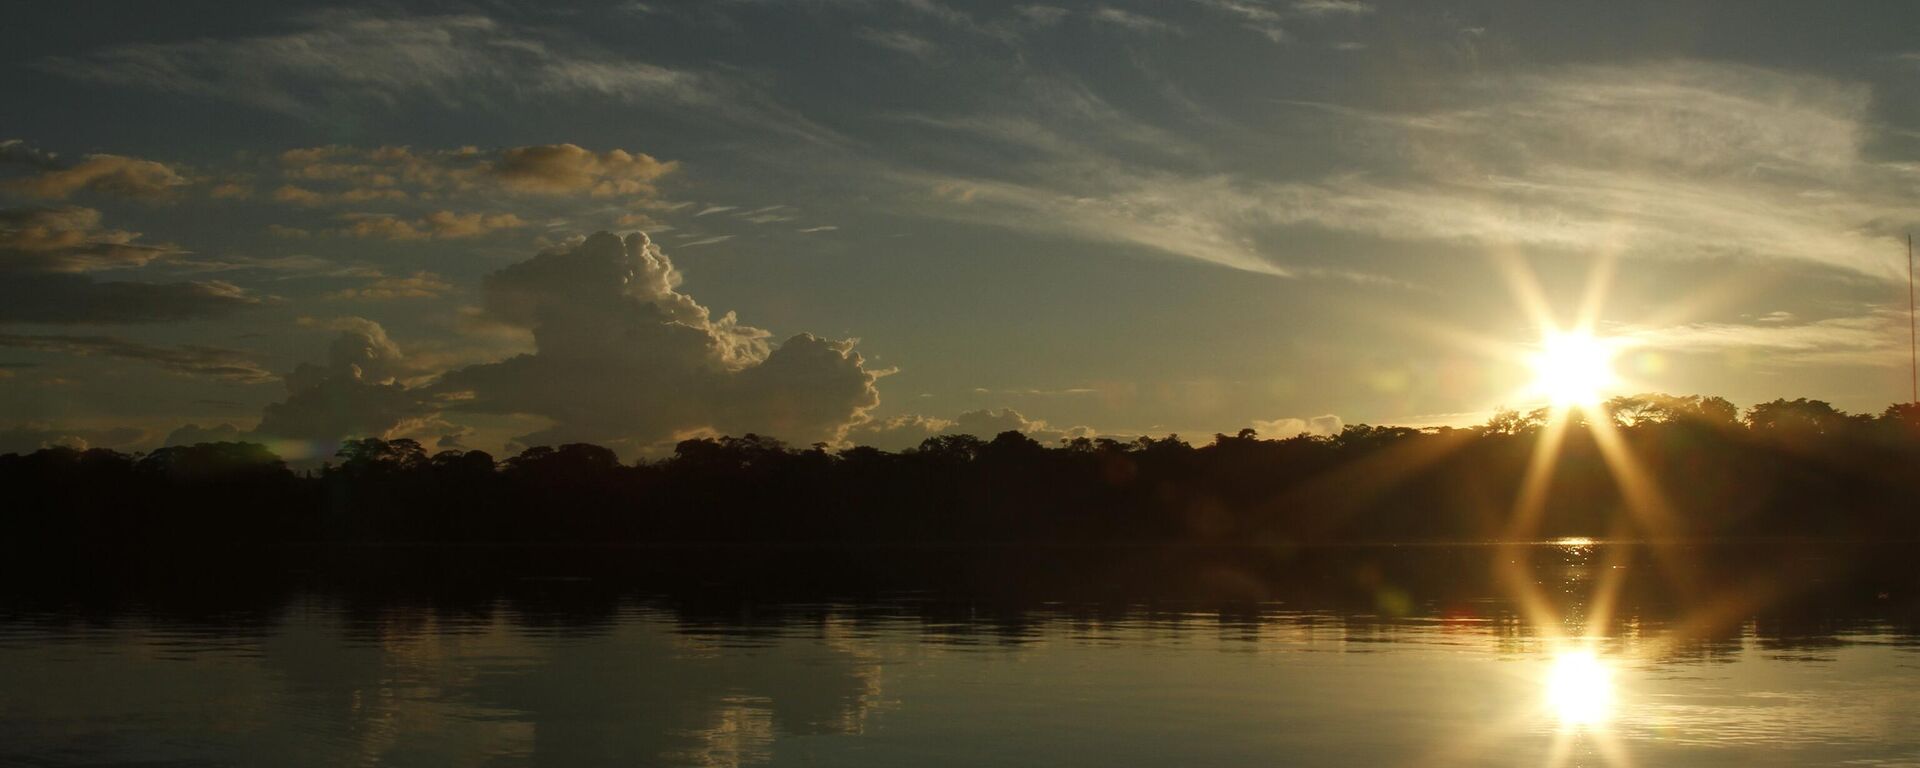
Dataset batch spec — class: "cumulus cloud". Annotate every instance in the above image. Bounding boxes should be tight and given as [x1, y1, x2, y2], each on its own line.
[0, 206, 257, 323]
[436, 232, 882, 453]
[0, 333, 274, 383]
[252, 318, 437, 446]
[0, 141, 189, 200]
[854, 407, 1096, 450]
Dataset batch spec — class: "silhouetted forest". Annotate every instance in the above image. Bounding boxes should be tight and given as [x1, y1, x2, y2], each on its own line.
[7, 394, 1920, 549]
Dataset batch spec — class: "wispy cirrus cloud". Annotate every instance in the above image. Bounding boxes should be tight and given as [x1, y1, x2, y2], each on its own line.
[882, 60, 1917, 283]
[1091, 8, 1183, 35]
[1623, 310, 1910, 368]
[38, 13, 701, 118]
[35, 11, 842, 146]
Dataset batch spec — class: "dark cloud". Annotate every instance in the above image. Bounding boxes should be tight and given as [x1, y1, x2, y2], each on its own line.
[438, 232, 882, 452]
[0, 206, 258, 323]
[0, 206, 178, 272]
[0, 333, 274, 383]
[253, 319, 435, 444]
[0, 272, 256, 324]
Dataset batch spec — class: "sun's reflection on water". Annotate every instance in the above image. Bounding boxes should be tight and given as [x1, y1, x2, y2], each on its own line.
[1545, 648, 1615, 730]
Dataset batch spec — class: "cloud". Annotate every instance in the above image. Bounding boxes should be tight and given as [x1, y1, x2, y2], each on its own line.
[208, 180, 252, 200]
[335, 211, 527, 240]
[1291, 0, 1372, 16]
[0, 333, 274, 383]
[1091, 8, 1182, 35]
[1624, 310, 1909, 367]
[491, 145, 676, 196]
[0, 206, 258, 323]
[40, 13, 711, 120]
[252, 318, 436, 445]
[436, 232, 882, 453]
[0, 142, 189, 200]
[859, 28, 939, 58]
[854, 407, 1095, 450]
[33, 11, 847, 146]
[1249, 414, 1344, 438]
[0, 275, 257, 324]
[326, 270, 455, 301]
[273, 144, 676, 206]
[894, 61, 1916, 280]
[0, 139, 62, 169]
[0, 206, 179, 272]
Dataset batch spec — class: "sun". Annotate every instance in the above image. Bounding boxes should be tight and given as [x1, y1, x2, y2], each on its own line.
[1528, 330, 1620, 407]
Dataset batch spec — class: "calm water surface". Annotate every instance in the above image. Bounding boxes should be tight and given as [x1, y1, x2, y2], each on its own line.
[4, 543, 1919, 767]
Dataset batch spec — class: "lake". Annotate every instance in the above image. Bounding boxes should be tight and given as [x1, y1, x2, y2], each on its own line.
[3, 542, 1918, 766]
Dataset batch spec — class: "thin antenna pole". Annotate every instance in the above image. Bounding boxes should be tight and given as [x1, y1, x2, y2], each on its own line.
[1910, 232, 1916, 404]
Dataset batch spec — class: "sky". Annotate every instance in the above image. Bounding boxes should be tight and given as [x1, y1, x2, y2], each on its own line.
[1, 0, 1916, 458]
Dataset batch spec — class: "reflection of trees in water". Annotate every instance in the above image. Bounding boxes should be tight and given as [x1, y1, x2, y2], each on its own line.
[8, 538, 1920, 766]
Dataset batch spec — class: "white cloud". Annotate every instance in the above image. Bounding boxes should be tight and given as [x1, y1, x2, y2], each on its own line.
[1249, 413, 1343, 438]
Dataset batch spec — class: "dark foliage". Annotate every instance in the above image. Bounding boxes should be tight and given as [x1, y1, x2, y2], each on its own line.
[7, 394, 1920, 548]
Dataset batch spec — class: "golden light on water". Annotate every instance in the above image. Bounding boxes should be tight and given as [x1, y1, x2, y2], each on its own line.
[1545, 650, 1615, 729]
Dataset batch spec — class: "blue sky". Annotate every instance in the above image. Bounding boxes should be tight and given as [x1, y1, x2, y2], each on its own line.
[1, 0, 1917, 457]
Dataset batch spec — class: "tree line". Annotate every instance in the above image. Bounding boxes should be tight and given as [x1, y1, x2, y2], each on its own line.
[7, 394, 1920, 548]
